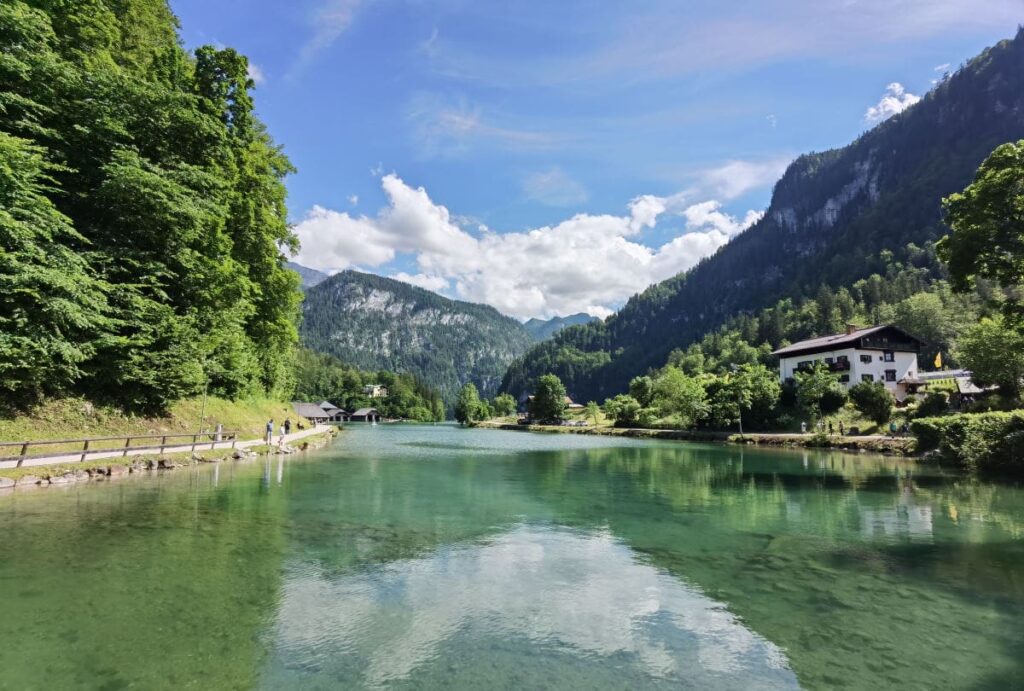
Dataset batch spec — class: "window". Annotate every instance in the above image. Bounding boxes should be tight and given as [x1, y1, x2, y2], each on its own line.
[883, 351, 895, 362]
[824, 357, 834, 365]
[798, 360, 812, 370]
[837, 355, 849, 364]
[860, 354, 872, 363]
[839, 374, 850, 383]
[885, 369, 897, 382]
[861, 374, 874, 382]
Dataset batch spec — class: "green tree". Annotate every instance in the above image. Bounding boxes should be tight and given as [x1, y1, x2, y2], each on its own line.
[940, 141, 1024, 325]
[0, 132, 109, 408]
[652, 366, 708, 428]
[455, 382, 483, 424]
[955, 316, 1024, 398]
[584, 400, 601, 425]
[492, 393, 517, 417]
[628, 376, 655, 407]
[849, 381, 893, 425]
[706, 364, 781, 430]
[530, 374, 567, 422]
[603, 394, 642, 427]
[795, 363, 847, 420]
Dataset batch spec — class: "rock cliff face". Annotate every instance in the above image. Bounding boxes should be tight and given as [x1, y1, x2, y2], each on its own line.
[503, 29, 1024, 402]
[300, 271, 535, 403]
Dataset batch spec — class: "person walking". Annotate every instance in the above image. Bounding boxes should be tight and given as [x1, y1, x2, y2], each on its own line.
[266, 419, 274, 445]
[828, 421, 834, 435]
[800, 421, 807, 434]
[284, 418, 292, 436]
[839, 421, 845, 436]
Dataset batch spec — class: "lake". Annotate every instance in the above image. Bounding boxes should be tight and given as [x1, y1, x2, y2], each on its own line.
[0, 425, 1021, 690]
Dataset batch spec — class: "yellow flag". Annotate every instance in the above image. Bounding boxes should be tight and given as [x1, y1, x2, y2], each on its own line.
[934, 352, 943, 369]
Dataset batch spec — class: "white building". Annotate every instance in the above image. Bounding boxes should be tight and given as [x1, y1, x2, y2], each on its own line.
[362, 384, 388, 398]
[772, 325, 924, 401]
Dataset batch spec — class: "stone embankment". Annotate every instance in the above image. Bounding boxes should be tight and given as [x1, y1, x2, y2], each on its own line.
[0, 429, 336, 491]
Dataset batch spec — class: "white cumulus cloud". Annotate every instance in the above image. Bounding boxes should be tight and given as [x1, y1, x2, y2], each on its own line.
[246, 62, 266, 85]
[293, 174, 762, 319]
[864, 82, 921, 123]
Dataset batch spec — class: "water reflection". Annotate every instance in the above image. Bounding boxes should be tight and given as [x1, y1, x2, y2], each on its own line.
[267, 526, 797, 689]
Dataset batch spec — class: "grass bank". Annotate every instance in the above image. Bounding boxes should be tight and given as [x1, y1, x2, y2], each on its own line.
[0, 397, 307, 444]
[475, 419, 916, 455]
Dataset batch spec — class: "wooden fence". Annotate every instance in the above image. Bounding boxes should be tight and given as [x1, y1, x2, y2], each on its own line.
[0, 431, 240, 467]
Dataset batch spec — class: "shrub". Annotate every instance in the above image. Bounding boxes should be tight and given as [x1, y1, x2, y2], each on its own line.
[911, 411, 1024, 473]
[915, 391, 949, 418]
[849, 381, 893, 425]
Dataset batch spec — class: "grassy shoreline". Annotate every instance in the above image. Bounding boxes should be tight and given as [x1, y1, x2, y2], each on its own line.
[474, 420, 917, 456]
[0, 430, 336, 484]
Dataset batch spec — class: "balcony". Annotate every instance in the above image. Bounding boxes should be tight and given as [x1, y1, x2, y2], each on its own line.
[795, 359, 850, 373]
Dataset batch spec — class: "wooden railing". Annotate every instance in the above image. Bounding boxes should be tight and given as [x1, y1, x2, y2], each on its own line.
[0, 431, 240, 467]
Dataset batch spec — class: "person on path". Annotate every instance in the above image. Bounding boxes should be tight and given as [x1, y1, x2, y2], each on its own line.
[800, 421, 807, 434]
[889, 421, 898, 438]
[839, 421, 845, 436]
[828, 421, 834, 435]
[266, 419, 274, 445]
[284, 418, 291, 436]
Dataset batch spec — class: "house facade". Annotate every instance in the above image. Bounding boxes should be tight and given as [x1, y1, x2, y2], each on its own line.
[362, 384, 388, 398]
[772, 325, 923, 401]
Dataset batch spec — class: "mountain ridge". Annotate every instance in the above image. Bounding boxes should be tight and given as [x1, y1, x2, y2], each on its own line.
[300, 270, 536, 404]
[502, 29, 1024, 402]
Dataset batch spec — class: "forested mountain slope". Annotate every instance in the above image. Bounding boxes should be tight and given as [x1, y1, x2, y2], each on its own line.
[286, 262, 329, 289]
[524, 313, 600, 341]
[503, 29, 1024, 402]
[301, 271, 535, 403]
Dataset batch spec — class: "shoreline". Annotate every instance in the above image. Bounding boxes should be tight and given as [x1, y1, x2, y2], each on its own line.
[0, 429, 337, 491]
[474, 421, 917, 456]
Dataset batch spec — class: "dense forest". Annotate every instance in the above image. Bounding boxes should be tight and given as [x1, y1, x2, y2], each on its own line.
[0, 0, 301, 413]
[293, 349, 445, 422]
[300, 270, 536, 405]
[502, 29, 1024, 402]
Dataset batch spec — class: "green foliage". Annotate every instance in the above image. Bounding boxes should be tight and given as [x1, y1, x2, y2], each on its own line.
[492, 393, 517, 418]
[849, 382, 893, 425]
[628, 376, 655, 407]
[955, 316, 1024, 398]
[940, 140, 1024, 325]
[651, 366, 708, 428]
[455, 383, 484, 424]
[602, 394, 644, 427]
[504, 31, 1024, 402]
[911, 411, 1024, 473]
[294, 349, 443, 422]
[301, 270, 535, 407]
[584, 401, 600, 424]
[706, 364, 781, 429]
[795, 363, 847, 419]
[0, 0, 300, 412]
[0, 131, 109, 409]
[530, 374, 567, 422]
[916, 391, 950, 418]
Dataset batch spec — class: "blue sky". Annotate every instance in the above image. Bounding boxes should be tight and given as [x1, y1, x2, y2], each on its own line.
[172, 0, 1023, 319]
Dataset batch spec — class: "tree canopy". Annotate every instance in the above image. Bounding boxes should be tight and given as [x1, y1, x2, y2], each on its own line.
[0, 1, 300, 412]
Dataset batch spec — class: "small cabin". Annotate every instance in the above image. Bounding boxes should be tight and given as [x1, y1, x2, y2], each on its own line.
[292, 402, 332, 425]
[350, 407, 381, 423]
[772, 324, 924, 401]
[318, 401, 349, 423]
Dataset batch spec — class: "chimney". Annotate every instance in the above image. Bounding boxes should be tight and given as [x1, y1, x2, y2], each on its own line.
[845, 324, 858, 336]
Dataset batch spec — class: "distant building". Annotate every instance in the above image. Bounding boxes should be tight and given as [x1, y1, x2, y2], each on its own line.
[772, 324, 923, 401]
[362, 384, 388, 398]
[350, 408, 381, 423]
[318, 400, 349, 423]
[292, 402, 332, 425]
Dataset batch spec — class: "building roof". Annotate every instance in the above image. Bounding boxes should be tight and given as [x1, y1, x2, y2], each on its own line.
[352, 408, 379, 416]
[772, 325, 923, 358]
[292, 402, 330, 419]
[318, 400, 339, 410]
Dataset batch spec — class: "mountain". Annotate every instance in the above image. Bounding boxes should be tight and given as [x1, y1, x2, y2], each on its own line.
[286, 261, 329, 289]
[300, 271, 536, 404]
[502, 29, 1024, 402]
[523, 313, 601, 341]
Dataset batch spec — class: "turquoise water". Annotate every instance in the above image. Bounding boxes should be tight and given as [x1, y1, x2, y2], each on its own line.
[0, 425, 1022, 689]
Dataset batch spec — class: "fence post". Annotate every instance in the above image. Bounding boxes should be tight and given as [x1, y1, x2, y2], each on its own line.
[123, 437, 131, 457]
[17, 442, 29, 468]
[190, 435, 197, 453]
[80, 439, 90, 463]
